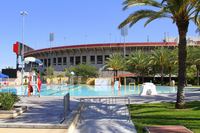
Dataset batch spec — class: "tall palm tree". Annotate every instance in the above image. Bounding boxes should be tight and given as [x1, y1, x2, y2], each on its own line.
[105, 53, 125, 80]
[127, 50, 150, 83]
[149, 47, 169, 85]
[119, 0, 200, 109]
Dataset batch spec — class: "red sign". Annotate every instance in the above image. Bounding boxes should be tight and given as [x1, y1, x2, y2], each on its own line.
[13, 42, 19, 55]
[13, 42, 22, 55]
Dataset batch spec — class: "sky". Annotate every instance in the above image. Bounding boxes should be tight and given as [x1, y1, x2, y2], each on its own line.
[0, 0, 199, 70]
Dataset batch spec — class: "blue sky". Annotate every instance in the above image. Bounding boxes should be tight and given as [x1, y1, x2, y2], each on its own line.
[0, 0, 198, 70]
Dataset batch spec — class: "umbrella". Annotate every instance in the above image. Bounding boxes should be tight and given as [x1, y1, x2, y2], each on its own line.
[0, 73, 9, 78]
[24, 57, 43, 66]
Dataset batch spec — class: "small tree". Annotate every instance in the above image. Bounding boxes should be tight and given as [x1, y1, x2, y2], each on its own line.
[68, 64, 98, 78]
[64, 68, 72, 77]
[46, 66, 54, 78]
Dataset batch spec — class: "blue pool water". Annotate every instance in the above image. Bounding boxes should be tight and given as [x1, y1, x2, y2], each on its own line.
[0, 84, 177, 96]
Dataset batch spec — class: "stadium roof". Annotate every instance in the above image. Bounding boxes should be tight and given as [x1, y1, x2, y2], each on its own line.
[25, 42, 176, 56]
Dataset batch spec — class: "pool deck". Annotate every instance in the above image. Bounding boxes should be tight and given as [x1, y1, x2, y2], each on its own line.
[127, 91, 200, 104]
[0, 90, 199, 133]
[0, 96, 79, 124]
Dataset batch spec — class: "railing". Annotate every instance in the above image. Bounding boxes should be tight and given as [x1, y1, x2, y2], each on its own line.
[63, 93, 70, 121]
[79, 96, 131, 122]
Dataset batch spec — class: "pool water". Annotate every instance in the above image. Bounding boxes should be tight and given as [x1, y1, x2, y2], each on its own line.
[0, 84, 177, 96]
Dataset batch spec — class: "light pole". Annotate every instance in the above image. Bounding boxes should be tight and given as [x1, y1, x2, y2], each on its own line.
[49, 33, 54, 67]
[121, 26, 128, 57]
[20, 11, 28, 85]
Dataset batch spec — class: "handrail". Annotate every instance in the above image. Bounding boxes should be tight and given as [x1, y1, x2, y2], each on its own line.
[79, 96, 131, 122]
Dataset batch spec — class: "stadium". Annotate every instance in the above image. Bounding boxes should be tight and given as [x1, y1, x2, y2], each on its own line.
[23, 42, 180, 71]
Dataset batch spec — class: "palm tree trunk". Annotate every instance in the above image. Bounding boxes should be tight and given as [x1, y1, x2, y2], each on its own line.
[137, 76, 139, 84]
[142, 74, 144, 83]
[175, 22, 189, 109]
[169, 67, 172, 86]
[197, 65, 199, 86]
[113, 70, 116, 82]
[161, 65, 164, 85]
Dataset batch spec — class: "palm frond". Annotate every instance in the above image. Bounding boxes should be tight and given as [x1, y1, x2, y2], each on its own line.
[119, 10, 157, 28]
[144, 8, 171, 27]
[105, 53, 125, 71]
[191, 16, 200, 34]
[123, 0, 162, 10]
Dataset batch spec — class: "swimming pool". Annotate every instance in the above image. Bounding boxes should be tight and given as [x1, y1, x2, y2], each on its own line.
[0, 84, 177, 96]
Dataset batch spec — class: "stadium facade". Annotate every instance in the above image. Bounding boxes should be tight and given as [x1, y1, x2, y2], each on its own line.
[24, 41, 200, 71]
[25, 39, 200, 71]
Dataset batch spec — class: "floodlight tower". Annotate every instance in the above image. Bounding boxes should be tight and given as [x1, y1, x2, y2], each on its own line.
[121, 26, 128, 57]
[20, 11, 28, 85]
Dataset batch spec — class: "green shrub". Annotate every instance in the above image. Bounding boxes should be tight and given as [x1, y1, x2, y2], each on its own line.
[66, 64, 98, 78]
[0, 93, 20, 110]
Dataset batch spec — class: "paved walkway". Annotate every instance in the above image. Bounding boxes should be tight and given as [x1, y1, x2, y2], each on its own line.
[0, 96, 79, 124]
[127, 91, 200, 104]
[73, 91, 200, 133]
[74, 98, 137, 133]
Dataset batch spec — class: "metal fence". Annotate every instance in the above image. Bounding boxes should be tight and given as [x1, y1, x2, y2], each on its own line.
[79, 96, 131, 122]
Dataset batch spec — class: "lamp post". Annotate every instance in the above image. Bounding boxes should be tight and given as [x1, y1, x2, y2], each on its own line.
[20, 11, 28, 85]
[70, 71, 75, 85]
[121, 26, 128, 57]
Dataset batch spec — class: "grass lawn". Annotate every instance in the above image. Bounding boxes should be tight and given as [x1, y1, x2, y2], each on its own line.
[128, 101, 200, 133]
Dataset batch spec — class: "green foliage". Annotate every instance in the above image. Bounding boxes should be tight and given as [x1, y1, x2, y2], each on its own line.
[127, 50, 150, 75]
[105, 53, 125, 71]
[128, 102, 200, 133]
[57, 74, 64, 78]
[45, 66, 54, 78]
[119, 0, 200, 30]
[67, 64, 98, 77]
[187, 65, 196, 83]
[0, 93, 20, 110]
[187, 47, 200, 85]
[149, 47, 178, 84]
[64, 68, 72, 77]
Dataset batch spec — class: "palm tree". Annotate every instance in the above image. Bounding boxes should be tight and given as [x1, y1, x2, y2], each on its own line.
[119, 0, 200, 109]
[167, 48, 178, 85]
[149, 47, 169, 85]
[105, 53, 125, 80]
[127, 50, 150, 83]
